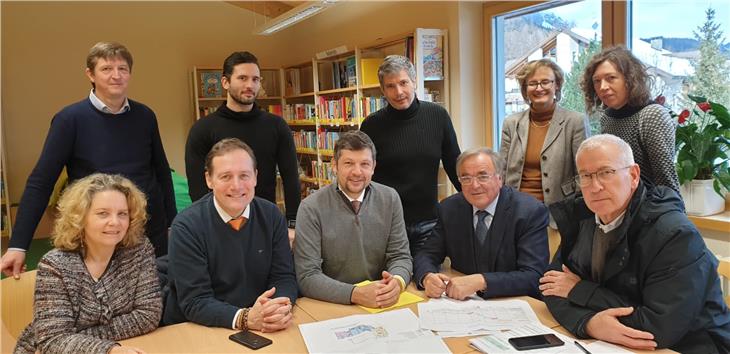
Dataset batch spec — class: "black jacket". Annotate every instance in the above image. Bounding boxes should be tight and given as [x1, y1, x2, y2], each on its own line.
[546, 183, 730, 353]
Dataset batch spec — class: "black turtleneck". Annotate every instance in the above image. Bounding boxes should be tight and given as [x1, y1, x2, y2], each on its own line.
[185, 103, 301, 220]
[604, 103, 647, 119]
[361, 98, 461, 223]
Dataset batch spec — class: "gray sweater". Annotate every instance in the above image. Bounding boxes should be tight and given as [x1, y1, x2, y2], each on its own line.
[601, 103, 680, 194]
[294, 182, 412, 304]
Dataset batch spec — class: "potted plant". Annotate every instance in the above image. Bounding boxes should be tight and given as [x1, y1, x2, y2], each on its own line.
[675, 94, 730, 216]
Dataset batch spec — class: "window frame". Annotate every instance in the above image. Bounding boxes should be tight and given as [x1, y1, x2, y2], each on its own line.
[483, 0, 628, 148]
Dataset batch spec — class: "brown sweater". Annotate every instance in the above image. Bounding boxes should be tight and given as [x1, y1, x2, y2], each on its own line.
[14, 239, 162, 354]
[519, 107, 553, 201]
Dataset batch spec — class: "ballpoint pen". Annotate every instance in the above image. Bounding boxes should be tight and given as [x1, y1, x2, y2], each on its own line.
[574, 340, 592, 354]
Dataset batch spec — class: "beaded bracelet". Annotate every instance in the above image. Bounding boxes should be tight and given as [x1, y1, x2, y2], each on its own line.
[242, 308, 250, 331]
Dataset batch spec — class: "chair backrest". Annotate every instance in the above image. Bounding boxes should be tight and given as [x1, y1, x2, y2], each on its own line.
[718, 258, 730, 306]
[1, 270, 37, 340]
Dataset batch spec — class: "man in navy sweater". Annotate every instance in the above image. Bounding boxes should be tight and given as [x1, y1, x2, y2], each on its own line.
[1, 42, 176, 278]
[164, 138, 297, 332]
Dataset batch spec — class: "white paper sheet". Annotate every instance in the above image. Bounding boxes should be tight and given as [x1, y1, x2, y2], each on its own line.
[419, 297, 540, 332]
[299, 308, 451, 354]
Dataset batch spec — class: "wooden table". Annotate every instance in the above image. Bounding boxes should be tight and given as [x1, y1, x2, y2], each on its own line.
[119, 307, 316, 353]
[118, 283, 675, 354]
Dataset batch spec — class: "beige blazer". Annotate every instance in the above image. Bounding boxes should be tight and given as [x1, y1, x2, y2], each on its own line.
[499, 105, 589, 208]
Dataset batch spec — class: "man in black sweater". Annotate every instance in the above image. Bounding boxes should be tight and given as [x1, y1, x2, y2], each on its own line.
[185, 52, 300, 244]
[361, 55, 461, 258]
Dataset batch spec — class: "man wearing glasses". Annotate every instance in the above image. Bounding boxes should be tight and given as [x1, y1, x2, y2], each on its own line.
[541, 134, 729, 353]
[413, 147, 549, 300]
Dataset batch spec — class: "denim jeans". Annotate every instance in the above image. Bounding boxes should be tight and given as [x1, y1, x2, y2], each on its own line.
[405, 218, 438, 259]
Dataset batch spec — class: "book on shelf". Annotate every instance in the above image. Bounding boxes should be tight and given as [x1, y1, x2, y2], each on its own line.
[285, 68, 301, 96]
[360, 58, 382, 86]
[200, 105, 220, 118]
[421, 34, 444, 80]
[265, 104, 283, 116]
[361, 96, 388, 117]
[317, 96, 356, 121]
[317, 131, 340, 150]
[292, 130, 318, 150]
[346, 57, 357, 87]
[284, 103, 317, 121]
[200, 72, 223, 98]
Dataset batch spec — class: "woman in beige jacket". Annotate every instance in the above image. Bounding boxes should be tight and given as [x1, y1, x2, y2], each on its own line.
[499, 59, 589, 257]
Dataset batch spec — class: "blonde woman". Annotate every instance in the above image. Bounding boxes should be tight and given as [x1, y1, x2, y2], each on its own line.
[500, 59, 589, 256]
[15, 173, 161, 354]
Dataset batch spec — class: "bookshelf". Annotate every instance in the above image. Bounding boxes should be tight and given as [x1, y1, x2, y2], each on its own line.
[191, 66, 284, 120]
[191, 28, 452, 200]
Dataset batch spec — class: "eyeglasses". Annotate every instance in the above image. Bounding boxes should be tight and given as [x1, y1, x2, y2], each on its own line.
[458, 173, 496, 185]
[574, 166, 632, 187]
[526, 80, 554, 89]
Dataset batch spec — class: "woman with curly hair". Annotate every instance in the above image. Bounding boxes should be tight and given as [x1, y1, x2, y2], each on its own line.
[14, 173, 161, 354]
[582, 45, 680, 194]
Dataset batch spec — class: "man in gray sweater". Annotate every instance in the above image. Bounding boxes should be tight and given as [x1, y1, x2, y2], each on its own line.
[294, 130, 412, 308]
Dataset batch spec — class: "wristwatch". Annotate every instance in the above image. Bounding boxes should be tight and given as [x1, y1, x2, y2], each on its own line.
[287, 219, 296, 229]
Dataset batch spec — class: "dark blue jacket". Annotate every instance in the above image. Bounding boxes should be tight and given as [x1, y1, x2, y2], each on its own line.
[413, 185, 549, 298]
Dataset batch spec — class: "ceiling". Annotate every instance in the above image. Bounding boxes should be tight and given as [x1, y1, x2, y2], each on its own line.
[226, 1, 300, 18]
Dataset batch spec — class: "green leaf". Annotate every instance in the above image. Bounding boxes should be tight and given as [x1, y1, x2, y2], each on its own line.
[709, 102, 730, 128]
[688, 94, 708, 103]
[677, 159, 698, 185]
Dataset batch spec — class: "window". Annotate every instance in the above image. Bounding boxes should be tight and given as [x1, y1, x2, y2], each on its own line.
[491, 0, 603, 145]
[628, 0, 730, 111]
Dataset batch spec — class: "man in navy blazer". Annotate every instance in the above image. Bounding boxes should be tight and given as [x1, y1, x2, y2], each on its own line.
[413, 147, 549, 300]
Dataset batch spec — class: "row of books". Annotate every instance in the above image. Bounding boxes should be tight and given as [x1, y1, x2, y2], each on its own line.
[324, 57, 356, 90]
[312, 160, 335, 182]
[264, 104, 283, 116]
[360, 96, 388, 117]
[199, 106, 219, 118]
[292, 130, 342, 151]
[318, 96, 356, 120]
[284, 104, 317, 121]
[318, 131, 340, 150]
[292, 130, 318, 150]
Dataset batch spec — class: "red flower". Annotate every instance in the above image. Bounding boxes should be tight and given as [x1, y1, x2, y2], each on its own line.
[698, 102, 711, 112]
[655, 95, 666, 105]
[678, 109, 690, 124]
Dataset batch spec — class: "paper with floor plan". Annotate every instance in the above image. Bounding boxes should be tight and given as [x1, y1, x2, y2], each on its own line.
[419, 297, 540, 332]
[299, 308, 451, 354]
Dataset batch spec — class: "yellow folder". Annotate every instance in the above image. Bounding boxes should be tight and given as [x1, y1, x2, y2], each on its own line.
[354, 280, 425, 313]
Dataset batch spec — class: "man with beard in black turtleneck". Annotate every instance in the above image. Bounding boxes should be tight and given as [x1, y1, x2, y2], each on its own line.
[185, 52, 300, 244]
[360, 55, 462, 259]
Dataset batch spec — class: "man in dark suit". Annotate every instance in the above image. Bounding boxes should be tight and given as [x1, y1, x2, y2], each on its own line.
[413, 147, 549, 300]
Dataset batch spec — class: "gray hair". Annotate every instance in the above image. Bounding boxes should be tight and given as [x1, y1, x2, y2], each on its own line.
[456, 147, 505, 177]
[377, 55, 416, 87]
[576, 134, 635, 167]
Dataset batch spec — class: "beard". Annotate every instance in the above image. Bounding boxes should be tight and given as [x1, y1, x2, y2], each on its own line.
[231, 91, 256, 106]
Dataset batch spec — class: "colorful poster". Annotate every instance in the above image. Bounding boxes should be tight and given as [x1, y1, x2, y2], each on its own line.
[422, 34, 444, 80]
[200, 72, 222, 97]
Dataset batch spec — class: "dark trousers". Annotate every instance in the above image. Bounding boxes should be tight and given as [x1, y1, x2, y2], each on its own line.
[406, 219, 437, 259]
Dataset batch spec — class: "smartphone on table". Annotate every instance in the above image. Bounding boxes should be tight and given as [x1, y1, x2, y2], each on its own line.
[229, 330, 273, 350]
[508, 333, 564, 351]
